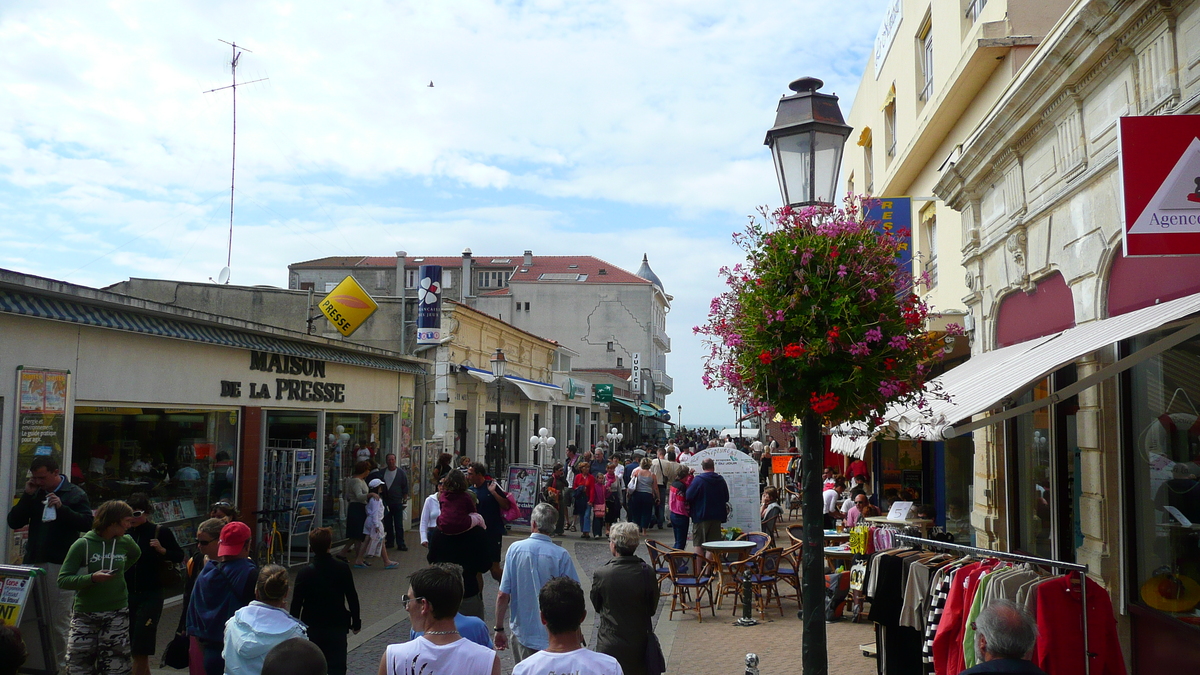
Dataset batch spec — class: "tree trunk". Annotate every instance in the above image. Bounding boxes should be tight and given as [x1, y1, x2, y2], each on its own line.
[801, 411, 828, 675]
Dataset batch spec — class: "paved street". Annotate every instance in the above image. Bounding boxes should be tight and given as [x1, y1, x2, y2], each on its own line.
[150, 527, 877, 675]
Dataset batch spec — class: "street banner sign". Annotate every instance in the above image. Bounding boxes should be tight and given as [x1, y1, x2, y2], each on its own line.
[630, 352, 641, 395]
[1120, 115, 1200, 256]
[865, 196, 913, 295]
[416, 265, 443, 344]
[318, 276, 379, 337]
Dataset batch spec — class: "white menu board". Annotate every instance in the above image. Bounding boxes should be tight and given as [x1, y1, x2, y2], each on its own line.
[684, 448, 760, 535]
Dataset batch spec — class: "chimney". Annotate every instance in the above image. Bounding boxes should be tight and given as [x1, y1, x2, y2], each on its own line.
[462, 247, 473, 299]
[523, 250, 533, 266]
[394, 251, 406, 296]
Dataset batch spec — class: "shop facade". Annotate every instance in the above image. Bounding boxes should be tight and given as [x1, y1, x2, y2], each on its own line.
[1, 271, 423, 578]
[919, 1, 1200, 668]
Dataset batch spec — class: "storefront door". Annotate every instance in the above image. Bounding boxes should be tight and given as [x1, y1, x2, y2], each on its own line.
[484, 412, 519, 476]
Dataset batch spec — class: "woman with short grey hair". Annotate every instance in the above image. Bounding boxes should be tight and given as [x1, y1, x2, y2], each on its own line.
[590, 522, 662, 675]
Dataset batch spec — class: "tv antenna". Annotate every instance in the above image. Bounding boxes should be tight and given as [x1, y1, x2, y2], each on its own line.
[203, 39, 267, 284]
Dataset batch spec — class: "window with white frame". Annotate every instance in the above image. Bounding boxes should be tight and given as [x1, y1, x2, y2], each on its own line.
[966, 0, 988, 23]
[921, 207, 938, 289]
[918, 19, 934, 102]
[405, 269, 417, 289]
[885, 99, 897, 160]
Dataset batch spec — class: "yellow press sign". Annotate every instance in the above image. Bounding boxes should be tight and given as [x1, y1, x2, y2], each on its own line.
[319, 276, 379, 337]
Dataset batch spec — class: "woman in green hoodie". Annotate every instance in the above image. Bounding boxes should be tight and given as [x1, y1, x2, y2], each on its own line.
[57, 500, 141, 675]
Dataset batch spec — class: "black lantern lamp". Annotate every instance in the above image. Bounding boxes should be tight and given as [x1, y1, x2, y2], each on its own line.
[763, 77, 853, 207]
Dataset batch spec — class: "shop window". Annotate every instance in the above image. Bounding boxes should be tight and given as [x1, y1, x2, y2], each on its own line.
[70, 407, 240, 594]
[320, 412, 394, 539]
[1006, 367, 1079, 562]
[877, 439, 927, 512]
[1123, 327, 1200, 626]
[941, 436, 975, 544]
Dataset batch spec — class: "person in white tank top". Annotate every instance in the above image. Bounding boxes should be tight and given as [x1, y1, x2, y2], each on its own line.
[379, 564, 499, 675]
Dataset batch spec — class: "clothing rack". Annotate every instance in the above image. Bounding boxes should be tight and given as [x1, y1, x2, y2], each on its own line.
[893, 534, 1092, 675]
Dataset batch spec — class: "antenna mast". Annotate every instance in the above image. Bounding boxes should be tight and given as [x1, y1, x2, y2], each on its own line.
[204, 40, 267, 283]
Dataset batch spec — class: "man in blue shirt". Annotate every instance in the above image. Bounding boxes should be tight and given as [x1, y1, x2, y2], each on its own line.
[493, 503, 579, 663]
[685, 457, 730, 555]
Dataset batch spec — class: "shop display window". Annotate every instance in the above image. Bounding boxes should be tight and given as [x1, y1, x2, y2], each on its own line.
[1124, 328, 1200, 626]
[942, 436, 975, 545]
[322, 412, 393, 537]
[1006, 369, 1079, 563]
[877, 439, 925, 512]
[1008, 378, 1054, 559]
[70, 407, 240, 593]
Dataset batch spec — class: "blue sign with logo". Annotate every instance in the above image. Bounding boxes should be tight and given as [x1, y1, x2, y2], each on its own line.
[865, 196, 913, 296]
[416, 265, 443, 344]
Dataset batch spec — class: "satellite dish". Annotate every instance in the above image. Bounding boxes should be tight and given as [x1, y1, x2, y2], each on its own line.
[217, 267, 231, 285]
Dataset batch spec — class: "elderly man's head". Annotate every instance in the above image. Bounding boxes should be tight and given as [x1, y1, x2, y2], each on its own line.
[530, 503, 558, 534]
[974, 599, 1038, 663]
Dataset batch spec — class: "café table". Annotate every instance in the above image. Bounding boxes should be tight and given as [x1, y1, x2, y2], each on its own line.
[701, 540, 757, 609]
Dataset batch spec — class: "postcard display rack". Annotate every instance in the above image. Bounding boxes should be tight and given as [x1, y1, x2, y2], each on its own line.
[262, 440, 318, 567]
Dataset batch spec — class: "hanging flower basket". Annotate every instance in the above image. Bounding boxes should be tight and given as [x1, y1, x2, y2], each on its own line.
[695, 199, 959, 427]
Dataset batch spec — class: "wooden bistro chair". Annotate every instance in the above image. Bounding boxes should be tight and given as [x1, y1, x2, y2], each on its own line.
[644, 539, 674, 596]
[776, 542, 803, 606]
[787, 524, 806, 547]
[736, 531, 773, 556]
[729, 546, 785, 619]
[786, 487, 803, 520]
[761, 512, 781, 542]
[665, 551, 716, 622]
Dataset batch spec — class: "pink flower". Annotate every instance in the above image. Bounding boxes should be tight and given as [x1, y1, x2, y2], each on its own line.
[864, 328, 883, 343]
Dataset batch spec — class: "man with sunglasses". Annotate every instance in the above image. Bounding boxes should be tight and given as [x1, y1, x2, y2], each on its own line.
[124, 493, 185, 675]
[844, 494, 881, 528]
[6, 455, 93, 671]
[380, 564, 500, 675]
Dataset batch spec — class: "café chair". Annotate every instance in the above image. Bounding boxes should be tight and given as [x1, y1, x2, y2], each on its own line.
[644, 539, 674, 596]
[786, 487, 802, 520]
[736, 531, 772, 556]
[776, 542, 803, 605]
[729, 546, 785, 619]
[664, 551, 715, 622]
[787, 524, 806, 546]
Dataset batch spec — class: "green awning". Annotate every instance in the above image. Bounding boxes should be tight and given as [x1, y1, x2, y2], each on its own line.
[613, 396, 658, 417]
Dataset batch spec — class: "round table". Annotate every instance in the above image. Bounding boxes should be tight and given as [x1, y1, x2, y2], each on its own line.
[701, 540, 758, 610]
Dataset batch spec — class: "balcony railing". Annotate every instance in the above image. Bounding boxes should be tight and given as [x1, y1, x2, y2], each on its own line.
[651, 369, 674, 393]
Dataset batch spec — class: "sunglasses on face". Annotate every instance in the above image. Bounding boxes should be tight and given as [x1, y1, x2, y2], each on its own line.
[197, 537, 216, 546]
[402, 596, 425, 609]
[131, 511, 145, 518]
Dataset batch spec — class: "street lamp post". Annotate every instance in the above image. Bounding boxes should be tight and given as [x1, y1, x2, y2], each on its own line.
[764, 76, 852, 675]
[529, 427, 556, 467]
[605, 427, 623, 455]
[677, 405, 682, 430]
[490, 348, 507, 473]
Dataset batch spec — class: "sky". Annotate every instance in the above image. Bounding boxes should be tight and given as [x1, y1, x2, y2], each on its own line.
[0, 0, 883, 428]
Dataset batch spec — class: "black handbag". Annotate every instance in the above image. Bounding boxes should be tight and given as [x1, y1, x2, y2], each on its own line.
[161, 632, 189, 669]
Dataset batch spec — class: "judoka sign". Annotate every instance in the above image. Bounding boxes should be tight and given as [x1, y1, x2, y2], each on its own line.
[1120, 115, 1200, 256]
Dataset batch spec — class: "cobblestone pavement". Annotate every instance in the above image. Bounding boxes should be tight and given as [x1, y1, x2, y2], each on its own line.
[150, 526, 880, 675]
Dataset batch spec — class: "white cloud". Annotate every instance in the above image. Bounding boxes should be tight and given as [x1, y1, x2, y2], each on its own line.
[0, 0, 883, 426]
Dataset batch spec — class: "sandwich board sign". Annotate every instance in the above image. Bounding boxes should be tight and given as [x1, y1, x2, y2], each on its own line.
[1119, 115, 1200, 256]
[318, 276, 379, 337]
[0, 565, 56, 675]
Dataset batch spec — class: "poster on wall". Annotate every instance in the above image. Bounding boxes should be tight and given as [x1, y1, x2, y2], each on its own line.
[400, 398, 414, 462]
[503, 463, 540, 528]
[13, 369, 70, 512]
[683, 448, 760, 535]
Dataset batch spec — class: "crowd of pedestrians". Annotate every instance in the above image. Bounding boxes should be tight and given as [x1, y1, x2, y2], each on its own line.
[2, 436, 759, 675]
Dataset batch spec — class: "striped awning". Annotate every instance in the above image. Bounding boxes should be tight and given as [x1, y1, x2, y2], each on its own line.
[0, 289, 425, 375]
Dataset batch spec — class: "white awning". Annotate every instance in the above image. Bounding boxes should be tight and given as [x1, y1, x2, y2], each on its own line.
[459, 366, 496, 383]
[830, 434, 871, 459]
[893, 291, 1200, 440]
[505, 376, 562, 402]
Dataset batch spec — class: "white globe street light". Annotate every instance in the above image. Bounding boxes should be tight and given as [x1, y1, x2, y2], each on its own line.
[530, 427, 556, 466]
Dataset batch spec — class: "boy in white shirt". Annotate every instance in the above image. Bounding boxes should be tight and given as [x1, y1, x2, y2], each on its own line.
[511, 576, 622, 675]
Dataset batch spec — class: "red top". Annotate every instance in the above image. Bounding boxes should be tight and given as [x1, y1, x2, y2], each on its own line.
[1034, 573, 1126, 675]
[573, 473, 596, 502]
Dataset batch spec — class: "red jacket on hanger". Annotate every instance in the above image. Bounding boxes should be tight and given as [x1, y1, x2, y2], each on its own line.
[1034, 573, 1125, 675]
